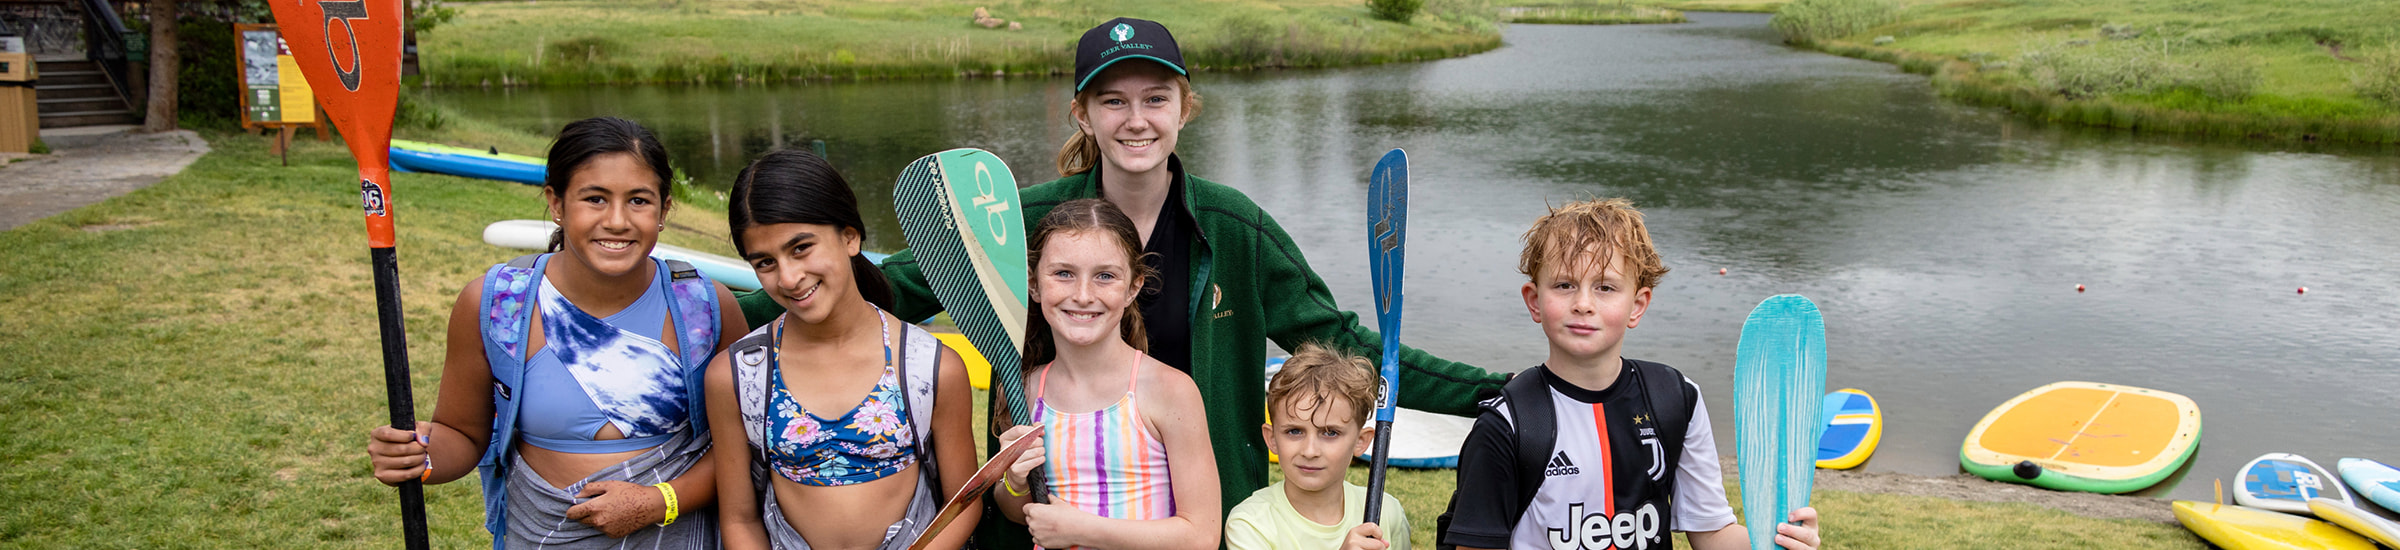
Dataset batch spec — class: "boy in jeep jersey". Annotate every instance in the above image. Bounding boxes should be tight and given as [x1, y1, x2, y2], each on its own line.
[1440, 199, 1820, 550]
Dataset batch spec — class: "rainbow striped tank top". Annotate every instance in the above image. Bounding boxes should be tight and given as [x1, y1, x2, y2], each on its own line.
[1035, 353, 1176, 532]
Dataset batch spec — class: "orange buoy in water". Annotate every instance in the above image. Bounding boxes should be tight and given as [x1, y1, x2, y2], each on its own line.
[2298, 287, 2308, 294]
[1719, 268, 1728, 275]
[2076, 284, 2086, 292]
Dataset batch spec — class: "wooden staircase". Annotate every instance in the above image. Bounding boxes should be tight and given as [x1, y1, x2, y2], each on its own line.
[36, 58, 139, 128]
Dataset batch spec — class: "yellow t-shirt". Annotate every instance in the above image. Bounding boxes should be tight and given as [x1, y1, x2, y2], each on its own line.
[1225, 481, 1410, 550]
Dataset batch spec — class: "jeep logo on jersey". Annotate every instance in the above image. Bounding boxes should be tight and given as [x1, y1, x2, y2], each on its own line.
[1548, 502, 1661, 550]
[1112, 23, 1134, 42]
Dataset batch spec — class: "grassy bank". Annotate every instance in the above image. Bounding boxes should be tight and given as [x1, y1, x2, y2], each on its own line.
[418, 0, 1505, 87]
[1501, 2, 1689, 25]
[1769, 0, 2400, 143]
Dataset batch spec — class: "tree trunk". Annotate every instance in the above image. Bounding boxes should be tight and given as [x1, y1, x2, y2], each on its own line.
[142, 0, 178, 133]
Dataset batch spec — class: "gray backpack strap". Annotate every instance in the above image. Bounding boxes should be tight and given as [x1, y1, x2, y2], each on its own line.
[505, 254, 540, 269]
[729, 323, 778, 496]
[899, 324, 944, 494]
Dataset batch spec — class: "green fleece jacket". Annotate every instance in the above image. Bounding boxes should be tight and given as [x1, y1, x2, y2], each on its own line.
[735, 161, 1507, 547]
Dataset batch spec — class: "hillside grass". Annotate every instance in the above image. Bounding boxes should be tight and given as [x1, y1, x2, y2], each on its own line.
[1771, 0, 2400, 143]
[417, 0, 1506, 86]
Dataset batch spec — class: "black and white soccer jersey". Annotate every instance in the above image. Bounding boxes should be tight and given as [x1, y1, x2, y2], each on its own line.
[1442, 360, 1735, 550]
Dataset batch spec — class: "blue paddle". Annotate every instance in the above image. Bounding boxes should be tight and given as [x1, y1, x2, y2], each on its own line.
[1734, 295, 1827, 550]
[1363, 149, 1408, 524]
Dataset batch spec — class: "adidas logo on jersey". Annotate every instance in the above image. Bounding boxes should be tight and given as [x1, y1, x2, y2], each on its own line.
[1546, 451, 1580, 476]
[1547, 502, 1662, 550]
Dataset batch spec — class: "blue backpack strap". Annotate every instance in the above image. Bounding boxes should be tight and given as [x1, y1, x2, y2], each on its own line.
[475, 253, 545, 543]
[661, 259, 721, 435]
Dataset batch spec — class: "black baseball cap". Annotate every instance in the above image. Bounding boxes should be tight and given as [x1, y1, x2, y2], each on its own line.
[1074, 18, 1188, 92]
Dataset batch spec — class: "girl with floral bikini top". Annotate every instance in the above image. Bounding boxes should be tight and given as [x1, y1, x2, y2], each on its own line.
[704, 150, 980, 550]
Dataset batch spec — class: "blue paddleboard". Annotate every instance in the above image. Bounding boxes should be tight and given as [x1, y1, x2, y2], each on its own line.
[1735, 295, 1826, 550]
[2340, 458, 2400, 513]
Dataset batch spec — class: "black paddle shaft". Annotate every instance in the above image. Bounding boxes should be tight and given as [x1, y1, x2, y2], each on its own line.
[372, 247, 432, 550]
[1363, 418, 1394, 523]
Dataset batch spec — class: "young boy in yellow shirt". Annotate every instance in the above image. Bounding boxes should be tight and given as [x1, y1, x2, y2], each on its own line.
[1226, 343, 1410, 550]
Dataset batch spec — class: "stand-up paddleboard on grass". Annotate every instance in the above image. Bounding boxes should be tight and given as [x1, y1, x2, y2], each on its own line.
[2338, 458, 2400, 513]
[889, 148, 1037, 492]
[1815, 388, 1880, 470]
[2312, 498, 2400, 548]
[2235, 453, 2352, 515]
[1961, 381, 2201, 494]
[931, 333, 993, 390]
[2172, 501, 2377, 550]
[1362, 148, 1407, 524]
[480, 220, 890, 292]
[388, 140, 545, 185]
[1734, 294, 1826, 550]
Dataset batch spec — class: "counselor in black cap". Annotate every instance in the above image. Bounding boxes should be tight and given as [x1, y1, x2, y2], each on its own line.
[1074, 17, 1187, 91]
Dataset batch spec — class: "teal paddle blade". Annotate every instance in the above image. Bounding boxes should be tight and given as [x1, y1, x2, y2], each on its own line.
[1734, 294, 1826, 550]
[891, 149, 1031, 425]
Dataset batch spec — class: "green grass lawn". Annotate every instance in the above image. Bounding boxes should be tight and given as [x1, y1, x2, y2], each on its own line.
[1, 117, 2204, 546]
[418, 0, 1507, 86]
[1775, 0, 2400, 143]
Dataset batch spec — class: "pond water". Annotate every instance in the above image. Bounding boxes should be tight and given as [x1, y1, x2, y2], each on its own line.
[428, 12, 2400, 503]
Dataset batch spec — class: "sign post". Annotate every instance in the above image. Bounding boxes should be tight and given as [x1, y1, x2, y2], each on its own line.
[234, 23, 330, 165]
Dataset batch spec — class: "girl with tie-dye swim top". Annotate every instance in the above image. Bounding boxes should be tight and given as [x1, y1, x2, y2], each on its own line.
[705, 150, 981, 550]
[363, 117, 747, 549]
[992, 199, 1222, 550]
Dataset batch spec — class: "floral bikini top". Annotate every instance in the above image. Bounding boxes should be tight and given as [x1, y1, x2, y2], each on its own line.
[763, 313, 917, 486]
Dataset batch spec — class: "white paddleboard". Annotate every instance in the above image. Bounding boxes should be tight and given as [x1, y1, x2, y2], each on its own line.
[2235, 453, 2352, 516]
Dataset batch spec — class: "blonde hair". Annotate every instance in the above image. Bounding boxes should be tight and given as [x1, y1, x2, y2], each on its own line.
[1055, 75, 1204, 177]
[1266, 343, 1380, 427]
[1519, 197, 1670, 289]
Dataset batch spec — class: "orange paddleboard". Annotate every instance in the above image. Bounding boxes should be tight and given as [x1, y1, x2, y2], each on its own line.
[1961, 381, 2201, 493]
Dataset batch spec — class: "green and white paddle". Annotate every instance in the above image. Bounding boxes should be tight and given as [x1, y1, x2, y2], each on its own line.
[889, 149, 1039, 495]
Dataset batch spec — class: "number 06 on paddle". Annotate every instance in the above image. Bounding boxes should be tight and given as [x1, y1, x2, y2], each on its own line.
[1734, 295, 1825, 550]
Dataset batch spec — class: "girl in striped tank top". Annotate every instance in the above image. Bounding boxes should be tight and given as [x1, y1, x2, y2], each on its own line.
[995, 199, 1222, 550]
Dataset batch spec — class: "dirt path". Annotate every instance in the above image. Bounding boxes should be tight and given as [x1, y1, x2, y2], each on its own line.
[0, 127, 210, 231]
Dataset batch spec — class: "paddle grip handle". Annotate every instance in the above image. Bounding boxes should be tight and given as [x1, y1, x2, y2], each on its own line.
[1364, 419, 1395, 524]
[371, 247, 431, 550]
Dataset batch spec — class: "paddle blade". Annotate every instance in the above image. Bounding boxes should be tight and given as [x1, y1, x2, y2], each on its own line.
[1367, 149, 1407, 419]
[892, 149, 1031, 424]
[1733, 294, 1827, 550]
[268, 0, 403, 245]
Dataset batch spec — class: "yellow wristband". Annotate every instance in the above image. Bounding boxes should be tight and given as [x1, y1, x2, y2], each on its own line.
[1002, 476, 1028, 497]
[654, 483, 680, 527]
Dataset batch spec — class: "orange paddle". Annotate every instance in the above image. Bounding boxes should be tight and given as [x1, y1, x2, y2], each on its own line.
[263, 3, 421, 549]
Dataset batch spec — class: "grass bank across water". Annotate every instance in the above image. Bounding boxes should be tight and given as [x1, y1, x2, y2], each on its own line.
[1772, 0, 2400, 144]
[419, 0, 1505, 86]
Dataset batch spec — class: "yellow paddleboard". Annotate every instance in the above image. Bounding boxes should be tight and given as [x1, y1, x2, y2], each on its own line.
[1961, 381, 2201, 493]
[2173, 501, 2376, 550]
[931, 332, 992, 390]
[2310, 498, 2400, 548]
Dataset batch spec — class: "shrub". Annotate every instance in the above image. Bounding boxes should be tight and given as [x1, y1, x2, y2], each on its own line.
[2016, 40, 2258, 101]
[1770, 0, 1899, 45]
[1369, 0, 1425, 23]
[547, 36, 622, 65]
[2356, 49, 2400, 107]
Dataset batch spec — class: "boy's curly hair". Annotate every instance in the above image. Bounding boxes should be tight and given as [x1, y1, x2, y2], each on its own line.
[1519, 197, 1669, 289]
[1266, 343, 1380, 427]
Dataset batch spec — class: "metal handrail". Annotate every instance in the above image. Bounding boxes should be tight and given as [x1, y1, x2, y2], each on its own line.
[76, 0, 135, 113]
